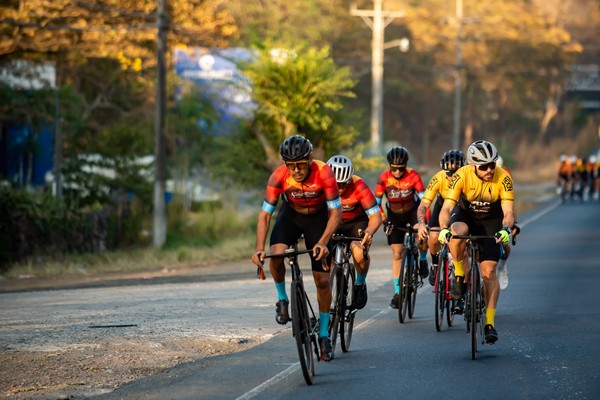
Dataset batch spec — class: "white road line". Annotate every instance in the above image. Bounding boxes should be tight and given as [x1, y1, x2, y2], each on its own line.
[236, 200, 559, 399]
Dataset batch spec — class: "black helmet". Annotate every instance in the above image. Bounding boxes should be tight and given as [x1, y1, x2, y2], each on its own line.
[386, 146, 409, 165]
[440, 150, 466, 171]
[279, 135, 312, 161]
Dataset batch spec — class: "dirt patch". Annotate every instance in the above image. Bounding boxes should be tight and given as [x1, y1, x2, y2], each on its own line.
[1, 336, 260, 399]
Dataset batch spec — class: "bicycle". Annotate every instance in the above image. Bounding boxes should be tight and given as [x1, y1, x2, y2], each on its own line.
[329, 233, 368, 356]
[429, 228, 456, 332]
[257, 244, 322, 385]
[389, 223, 423, 323]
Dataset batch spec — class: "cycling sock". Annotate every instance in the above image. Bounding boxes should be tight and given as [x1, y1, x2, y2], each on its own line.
[319, 311, 330, 337]
[431, 253, 439, 266]
[275, 281, 288, 301]
[356, 272, 367, 285]
[419, 251, 427, 261]
[393, 278, 400, 293]
[454, 259, 464, 277]
[485, 308, 496, 326]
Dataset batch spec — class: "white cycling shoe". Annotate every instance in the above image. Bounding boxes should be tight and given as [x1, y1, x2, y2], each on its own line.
[497, 258, 508, 290]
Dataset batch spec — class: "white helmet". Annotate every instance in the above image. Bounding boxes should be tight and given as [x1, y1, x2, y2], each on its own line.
[467, 140, 499, 165]
[496, 156, 504, 168]
[327, 155, 354, 184]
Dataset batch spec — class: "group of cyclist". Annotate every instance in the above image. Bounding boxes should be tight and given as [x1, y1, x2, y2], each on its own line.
[556, 153, 600, 202]
[251, 134, 519, 361]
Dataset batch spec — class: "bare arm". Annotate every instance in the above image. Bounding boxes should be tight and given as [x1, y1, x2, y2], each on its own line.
[251, 210, 272, 267]
[360, 211, 383, 247]
[501, 202, 516, 231]
[417, 199, 431, 241]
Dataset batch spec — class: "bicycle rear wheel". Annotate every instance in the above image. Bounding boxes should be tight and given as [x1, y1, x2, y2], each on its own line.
[291, 281, 315, 384]
[444, 255, 455, 327]
[328, 264, 343, 358]
[408, 254, 418, 319]
[398, 250, 410, 323]
[340, 262, 355, 352]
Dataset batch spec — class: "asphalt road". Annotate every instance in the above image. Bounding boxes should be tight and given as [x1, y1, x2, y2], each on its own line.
[87, 198, 600, 400]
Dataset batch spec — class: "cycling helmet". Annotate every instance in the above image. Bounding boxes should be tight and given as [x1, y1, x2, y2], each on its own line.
[496, 156, 504, 168]
[466, 140, 498, 165]
[327, 155, 354, 184]
[440, 150, 466, 171]
[386, 146, 409, 165]
[279, 135, 312, 161]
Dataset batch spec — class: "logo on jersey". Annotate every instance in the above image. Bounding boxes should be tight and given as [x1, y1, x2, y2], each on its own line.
[448, 174, 461, 189]
[426, 176, 439, 191]
[502, 176, 513, 192]
[387, 188, 413, 199]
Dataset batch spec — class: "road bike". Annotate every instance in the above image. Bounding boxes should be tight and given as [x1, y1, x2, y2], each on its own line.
[257, 244, 322, 385]
[429, 228, 456, 332]
[329, 233, 368, 356]
[392, 224, 423, 323]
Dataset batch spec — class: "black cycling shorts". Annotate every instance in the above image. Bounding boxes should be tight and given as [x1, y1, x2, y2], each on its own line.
[337, 215, 369, 238]
[270, 201, 332, 272]
[386, 206, 418, 245]
[450, 207, 502, 262]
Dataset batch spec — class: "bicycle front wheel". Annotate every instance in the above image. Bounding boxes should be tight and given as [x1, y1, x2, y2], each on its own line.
[341, 262, 356, 352]
[408, 254, 418, 319]
[398, 249, 410, 323]
[328, 264, 343, 359]
[291, 281, 315, 384]
[434, 259, 445, 332]
[470, 266, 479, 360]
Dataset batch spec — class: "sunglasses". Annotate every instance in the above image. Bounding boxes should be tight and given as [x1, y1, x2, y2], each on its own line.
[285, 161, 309, 171]
[477, 162, 496, 171]
[390, 165, 406, 173]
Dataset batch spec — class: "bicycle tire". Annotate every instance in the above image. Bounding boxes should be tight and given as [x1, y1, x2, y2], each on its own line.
[444, 255, 455, 327]
[470, 264, 479, 360]
[434, 259, 444, 331]
[398, 249, 410, 323]
[408, 253, 418, 319]
[291, 281, 315, 384]
[329, 264, 343, 359]
[340, 262, 355, 352]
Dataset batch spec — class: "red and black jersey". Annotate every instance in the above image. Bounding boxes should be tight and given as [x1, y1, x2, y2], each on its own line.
[375, 168, 425, 214]
[339, 176, 380, 223]
[262, 160, 341, 215]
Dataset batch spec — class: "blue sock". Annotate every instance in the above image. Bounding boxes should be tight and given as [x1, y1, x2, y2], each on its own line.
[275, 281, 288, 301]
[419, 251, 427, 261]
[394, 278, 400, 293]
[356, 272, 367, 285]
[319, 311, 329, 338]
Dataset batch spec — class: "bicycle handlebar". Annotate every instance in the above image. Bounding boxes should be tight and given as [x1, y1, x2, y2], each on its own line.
[255, 248, 316, 280]
[332, 234, 369, 261]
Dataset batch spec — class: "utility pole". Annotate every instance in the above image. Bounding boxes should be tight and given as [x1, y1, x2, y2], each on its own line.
[351, 0, 404, 155]
[153, 0, 168, 248]
[452, 0, 463, 150]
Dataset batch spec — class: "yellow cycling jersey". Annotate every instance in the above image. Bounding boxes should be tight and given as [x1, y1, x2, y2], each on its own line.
[422, 170, 453, 204]
[446, 164, 514, 217]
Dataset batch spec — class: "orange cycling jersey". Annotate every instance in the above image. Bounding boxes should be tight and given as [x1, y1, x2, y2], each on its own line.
[262, 160, 341, 215]
[375, 168, 425, 214]
[446, 165, 514, 218]
[557, 160, 573, 176]
[339, 176, 380, 223]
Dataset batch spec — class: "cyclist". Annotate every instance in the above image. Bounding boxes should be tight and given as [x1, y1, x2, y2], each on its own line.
[438, 140, 519, 344]
[375, 146, 428, 309]
[327, 155, 383, 310]
[251, 135, 342, 361]
[556, 154, 573, 199]
[417, 150, 466, 287]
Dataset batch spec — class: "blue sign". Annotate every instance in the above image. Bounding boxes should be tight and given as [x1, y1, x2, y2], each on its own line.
[173, 47, 256, 136]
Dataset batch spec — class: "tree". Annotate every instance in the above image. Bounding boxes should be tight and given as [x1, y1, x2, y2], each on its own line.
[243, 44, 358, 170]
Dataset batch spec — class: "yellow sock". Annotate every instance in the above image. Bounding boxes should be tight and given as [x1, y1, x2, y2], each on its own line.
[486, 308, 496, 326]
[453, 259, 464, 278]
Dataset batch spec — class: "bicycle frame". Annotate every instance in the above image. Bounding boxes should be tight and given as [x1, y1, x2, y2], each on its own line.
[392, 224, 421, 323]
[329, 234, 367, 355]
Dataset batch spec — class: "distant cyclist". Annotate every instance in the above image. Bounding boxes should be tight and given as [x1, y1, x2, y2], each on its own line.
[327, 155, 383, 310]
[438, 140, 519, 344]
[375, 146, 428, 309]
[417, 150, 466, 286]
[251, 135, 342, 361]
